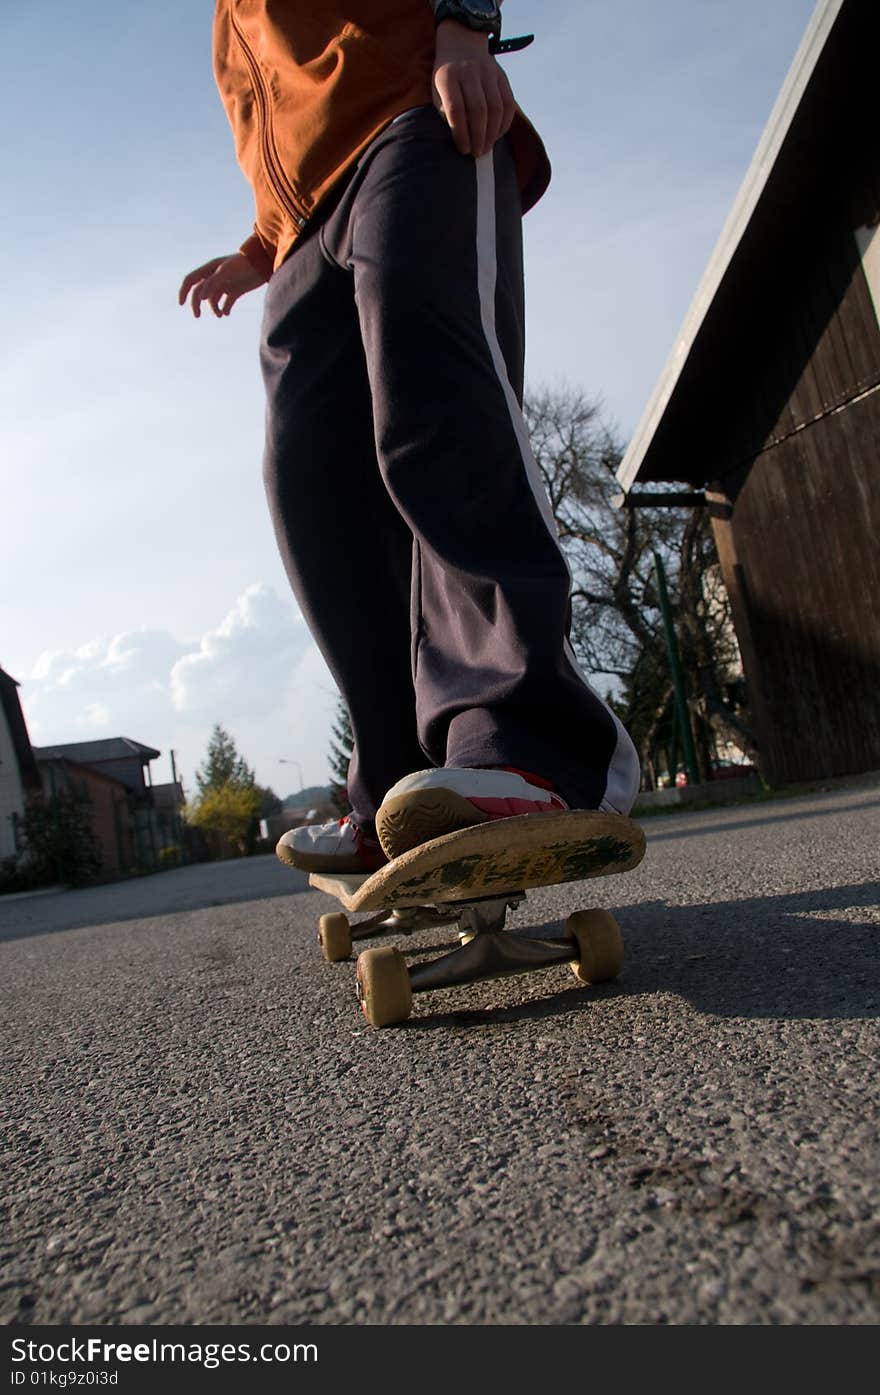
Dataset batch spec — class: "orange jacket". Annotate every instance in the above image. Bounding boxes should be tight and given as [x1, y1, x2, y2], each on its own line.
[213, 1, 551, 278]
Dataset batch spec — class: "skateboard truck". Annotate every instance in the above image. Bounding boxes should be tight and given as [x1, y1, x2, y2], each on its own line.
[297, 811, 646, 1028]
[456, 894, 522, 942]
[355, 900, 626, 1028]
[407, 900, 582, 993]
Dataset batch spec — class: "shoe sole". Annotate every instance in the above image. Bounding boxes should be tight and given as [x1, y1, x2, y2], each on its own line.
[275, 840, 369, 874]
[376, 788, 489, 860]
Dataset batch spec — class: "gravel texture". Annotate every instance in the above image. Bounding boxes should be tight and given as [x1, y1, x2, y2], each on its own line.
[2, 784, 878, 1325]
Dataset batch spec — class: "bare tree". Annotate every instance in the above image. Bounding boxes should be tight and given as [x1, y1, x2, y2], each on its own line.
[676, 508, 758, 768]
[524, 386, 753, 784]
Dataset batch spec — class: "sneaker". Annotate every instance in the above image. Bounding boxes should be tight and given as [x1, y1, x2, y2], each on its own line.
[376, 766, 568, 860]
[275, 816, 387, 873]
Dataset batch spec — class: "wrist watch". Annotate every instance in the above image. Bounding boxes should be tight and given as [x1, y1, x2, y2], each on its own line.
[433, 0, 502, 41]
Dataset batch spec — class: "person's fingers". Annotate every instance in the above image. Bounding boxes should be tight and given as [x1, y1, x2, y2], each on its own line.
[207, 280, 225, 318]
[482, 78, 506, 156]
[213, 272, 247, 317]
[459, 69, 488, 158]
[178, 271, 205, 307]
[478, 66, 516, 155]
[186, 262, 258, 318]
[435, 63, 518, 159]
[190, 276, 213, 319]
[223, 284, 247, 315]
[435, 69, 470, 154]
[178, 258, 223, 306]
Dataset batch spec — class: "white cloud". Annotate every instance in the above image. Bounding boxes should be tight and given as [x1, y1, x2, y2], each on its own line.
[18, 585, 340, 796]
[77, 703, 112, 729]
[170, 584, 310, 719]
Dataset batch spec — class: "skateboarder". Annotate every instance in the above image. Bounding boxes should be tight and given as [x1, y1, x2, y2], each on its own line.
[179, 1, 640, 873]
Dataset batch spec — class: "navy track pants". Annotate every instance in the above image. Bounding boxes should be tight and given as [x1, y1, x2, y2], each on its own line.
[260, 106, 640, 825]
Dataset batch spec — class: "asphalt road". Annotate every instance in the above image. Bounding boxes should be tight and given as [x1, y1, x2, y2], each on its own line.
[2, 784, 878, 1326]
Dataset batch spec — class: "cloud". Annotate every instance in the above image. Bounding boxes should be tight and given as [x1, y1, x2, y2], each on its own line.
[18, 585, 340, 794]
[27, 629, 188, 723]
[170, 584, 311, 719]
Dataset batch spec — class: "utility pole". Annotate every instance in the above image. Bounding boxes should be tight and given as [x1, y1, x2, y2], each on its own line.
[279, 758, 304, 793]
[169, 749, 184, 856]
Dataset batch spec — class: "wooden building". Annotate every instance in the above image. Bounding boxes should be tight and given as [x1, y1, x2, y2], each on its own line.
[616, 0, 879, 783]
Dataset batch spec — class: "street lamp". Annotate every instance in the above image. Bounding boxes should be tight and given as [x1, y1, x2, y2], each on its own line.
[279, 758, 304, 790]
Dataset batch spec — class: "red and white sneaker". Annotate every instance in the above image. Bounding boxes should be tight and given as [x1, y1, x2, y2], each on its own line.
[375, 767, 568, 860]
[275, 816, 386, 873]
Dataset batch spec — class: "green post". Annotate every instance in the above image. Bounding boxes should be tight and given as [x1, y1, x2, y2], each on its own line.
[668, 726, 679, 790]
[653, 551, 700, 787]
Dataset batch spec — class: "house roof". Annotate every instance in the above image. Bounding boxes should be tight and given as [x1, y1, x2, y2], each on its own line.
[31, 737, 161, 764]
[615, 0, 870, 491]
[0, 665, 41, 791]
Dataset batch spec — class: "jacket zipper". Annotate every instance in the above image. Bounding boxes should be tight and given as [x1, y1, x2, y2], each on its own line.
[229, 9, 309, 230]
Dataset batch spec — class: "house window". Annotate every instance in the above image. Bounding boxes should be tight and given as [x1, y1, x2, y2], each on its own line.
[855, 222, 880, 331]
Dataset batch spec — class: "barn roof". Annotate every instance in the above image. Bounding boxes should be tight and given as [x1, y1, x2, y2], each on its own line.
[616, 0, 876, 492]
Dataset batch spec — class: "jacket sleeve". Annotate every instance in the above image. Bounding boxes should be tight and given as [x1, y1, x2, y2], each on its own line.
[239, 228, 277, 281]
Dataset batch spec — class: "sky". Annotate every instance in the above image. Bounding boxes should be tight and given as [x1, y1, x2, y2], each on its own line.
[1, 0, 818, 800]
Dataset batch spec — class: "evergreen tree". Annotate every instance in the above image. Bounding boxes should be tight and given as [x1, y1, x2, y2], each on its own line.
[327, 698, 354, 815]
[187, 726, 263, 858]
[195, 724, 255, 796]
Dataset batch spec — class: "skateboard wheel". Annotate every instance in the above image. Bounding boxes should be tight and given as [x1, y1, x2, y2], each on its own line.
[319, 912, 352, 963]
[356, 946, 412, 1028]
[567, 909, 624, 985]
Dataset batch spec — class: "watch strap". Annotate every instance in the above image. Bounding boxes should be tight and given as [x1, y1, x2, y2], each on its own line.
[489, 34, 535, 55]
[433, 2, 502, 39]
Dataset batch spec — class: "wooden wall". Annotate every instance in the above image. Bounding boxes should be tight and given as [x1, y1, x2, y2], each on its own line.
[708, 179, 880, 792]
[695, 200, 880, 491]
[712, 380, 880, 783]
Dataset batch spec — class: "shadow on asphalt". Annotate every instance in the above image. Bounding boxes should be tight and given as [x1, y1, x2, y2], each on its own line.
[643, 794, 880, 843]
[401, 878, 880, 1030]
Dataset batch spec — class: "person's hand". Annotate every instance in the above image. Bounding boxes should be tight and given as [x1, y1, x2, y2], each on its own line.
[178, 252, 268, 318]
[432, 20, 516, 158]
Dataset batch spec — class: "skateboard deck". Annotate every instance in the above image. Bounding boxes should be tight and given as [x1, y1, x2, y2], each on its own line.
[309, 809, 645, 909]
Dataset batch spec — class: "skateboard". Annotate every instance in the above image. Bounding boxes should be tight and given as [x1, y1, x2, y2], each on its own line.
[299, 810, 646, 1028]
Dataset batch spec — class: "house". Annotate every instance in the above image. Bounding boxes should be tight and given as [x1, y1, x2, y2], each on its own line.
[31, 737, 162, 797]
[34, 755, 137, 878]
[0, 666, 41, 863]
[615, 0, 880, 783]
[31, 737, 163, 874]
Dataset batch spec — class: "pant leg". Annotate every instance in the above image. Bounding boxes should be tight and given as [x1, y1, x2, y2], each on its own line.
[260, 224, 426, 824]
[322, 106, 640, 814]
